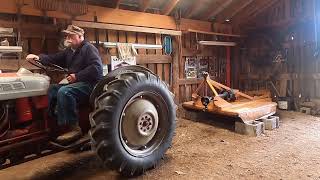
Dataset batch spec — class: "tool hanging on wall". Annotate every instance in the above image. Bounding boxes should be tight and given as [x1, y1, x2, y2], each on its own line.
[163, 36, 172, 55]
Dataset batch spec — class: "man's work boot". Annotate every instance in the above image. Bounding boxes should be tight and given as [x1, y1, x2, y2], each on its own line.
[55, 124, 82, 145]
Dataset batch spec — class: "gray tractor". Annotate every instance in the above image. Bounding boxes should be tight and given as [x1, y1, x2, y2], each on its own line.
[0, 60, 176, 177]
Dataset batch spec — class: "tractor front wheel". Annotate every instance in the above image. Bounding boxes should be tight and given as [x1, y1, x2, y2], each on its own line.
[89, 70, 176, 176]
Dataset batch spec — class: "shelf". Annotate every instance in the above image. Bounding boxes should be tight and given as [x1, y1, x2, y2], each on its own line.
[0, 46, 23, 53]
[186, 29, 245, 38]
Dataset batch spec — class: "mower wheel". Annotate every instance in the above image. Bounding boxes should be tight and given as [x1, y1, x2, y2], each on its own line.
[89, 65, 156, 108]
[89, 71, 176, 176]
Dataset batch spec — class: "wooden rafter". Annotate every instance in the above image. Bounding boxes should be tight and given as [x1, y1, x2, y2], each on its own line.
[215, 0, 255, 22]
[183, 0, 203, 18]
[202, 0, 234, 20]
[247, 0, 278, 22]
[162, 0, 180, 15]
[139, 0, 151, 12]
[232, 0, 271, 25]
[228, 0, 255, 19]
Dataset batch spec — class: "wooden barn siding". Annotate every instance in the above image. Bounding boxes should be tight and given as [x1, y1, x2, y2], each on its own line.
[238, 0, 320, 99]
[84, 28, 172, 87]
[178, 24, 233, 103]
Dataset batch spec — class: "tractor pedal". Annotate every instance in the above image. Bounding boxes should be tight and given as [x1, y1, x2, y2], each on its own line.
[49, 135, 90, 150]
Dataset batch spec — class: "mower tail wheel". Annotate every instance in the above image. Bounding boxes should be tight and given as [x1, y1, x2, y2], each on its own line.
[89, 71, 176, 176]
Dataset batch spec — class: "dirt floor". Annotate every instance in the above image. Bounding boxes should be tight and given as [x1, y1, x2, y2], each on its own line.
[1, 110, 320, 180]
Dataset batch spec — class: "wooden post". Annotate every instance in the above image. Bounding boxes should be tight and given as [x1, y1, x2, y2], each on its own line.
[226, 46, 231, 87]
[172, 36, 181, 104]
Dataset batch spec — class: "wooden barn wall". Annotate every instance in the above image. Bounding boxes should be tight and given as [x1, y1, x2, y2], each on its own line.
[238, 0, 318, 100]
[0, 9, 234, 104]
[178, 24, 234, 103]
[84, 28, 173, 87]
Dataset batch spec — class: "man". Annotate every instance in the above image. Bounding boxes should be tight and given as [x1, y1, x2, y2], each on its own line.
[26, 25, 103, 145]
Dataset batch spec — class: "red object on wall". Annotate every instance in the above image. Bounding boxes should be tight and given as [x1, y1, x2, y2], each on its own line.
[226, 46, 231, 87]
[16, 98, 33, 123]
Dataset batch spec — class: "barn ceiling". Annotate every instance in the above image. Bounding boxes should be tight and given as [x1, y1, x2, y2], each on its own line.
[86, 0, 278, 25]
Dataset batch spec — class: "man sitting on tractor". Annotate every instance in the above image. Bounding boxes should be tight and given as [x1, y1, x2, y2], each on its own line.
[26, 25, 103, 145]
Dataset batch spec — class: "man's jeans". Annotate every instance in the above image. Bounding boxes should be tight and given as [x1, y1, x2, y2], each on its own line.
[47, 82, 93, 126]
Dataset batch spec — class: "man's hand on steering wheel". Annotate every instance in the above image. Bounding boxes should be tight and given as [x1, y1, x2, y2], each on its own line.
[26, 54, 40, 61]
[26, 54, 68, 73]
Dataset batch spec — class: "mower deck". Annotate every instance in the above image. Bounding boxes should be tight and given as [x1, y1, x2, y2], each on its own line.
[182, 72, 277, 124]
[183, 98, 277, 123]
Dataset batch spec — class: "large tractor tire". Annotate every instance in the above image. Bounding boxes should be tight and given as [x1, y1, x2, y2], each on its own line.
[89, 70, 176, 176]
[89, 65, 156, 108]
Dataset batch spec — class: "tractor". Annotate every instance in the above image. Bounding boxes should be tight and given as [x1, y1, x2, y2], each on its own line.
[0, 59, 176, 176]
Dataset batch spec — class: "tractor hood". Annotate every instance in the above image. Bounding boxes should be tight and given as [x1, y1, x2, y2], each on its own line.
[0, 68, 50, 100]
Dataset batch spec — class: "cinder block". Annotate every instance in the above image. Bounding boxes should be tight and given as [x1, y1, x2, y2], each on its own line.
[235, 121, 265, 136]
[258, 116, 280, 130]
[300, 107, 311, 115]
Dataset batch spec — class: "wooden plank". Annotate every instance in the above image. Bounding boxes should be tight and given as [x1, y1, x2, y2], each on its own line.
[118, 31, 127, 43]
[146, 33, 156, 55]
[137, 33, 147, 55]
[178, 78, 203, 85]
[157, 63, 164, 80]
[164, 63, 171, 85]
[155, 34, 163, 55]
[127, 32, 137, 44]
[162, 0, 180, 15]
[102, 54, 172, 64]
[107, 30, 118, 56]
[186, 29, 244, 38]
[198, 41, 236, 47]
[73, 21, 182, 36]
[186, 84, 192, 101]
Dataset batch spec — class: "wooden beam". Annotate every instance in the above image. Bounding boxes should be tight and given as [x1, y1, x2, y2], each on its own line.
[205, 0, 234, 20]
[73, 20, 182, 36]
[162, 0, 180, 15]
[186, 29, 245, 37]
[139, 0, 151, 12]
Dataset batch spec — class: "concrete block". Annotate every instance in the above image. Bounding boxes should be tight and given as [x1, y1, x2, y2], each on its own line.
[235, 121, 265, 136]
[300, 107, 311, 115]
[258, 116, 280, 130]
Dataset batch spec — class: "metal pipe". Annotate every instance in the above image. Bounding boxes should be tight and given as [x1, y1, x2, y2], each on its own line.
[92, 41, 163, 49]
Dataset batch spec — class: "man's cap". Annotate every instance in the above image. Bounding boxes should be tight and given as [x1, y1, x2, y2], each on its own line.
[62, 25, 84, 36]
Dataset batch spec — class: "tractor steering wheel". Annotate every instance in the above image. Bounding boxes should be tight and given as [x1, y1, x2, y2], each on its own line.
[27, 58, 68, 73]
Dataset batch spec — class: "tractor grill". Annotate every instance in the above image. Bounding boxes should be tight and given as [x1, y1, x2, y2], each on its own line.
[0, 82, 25, 92]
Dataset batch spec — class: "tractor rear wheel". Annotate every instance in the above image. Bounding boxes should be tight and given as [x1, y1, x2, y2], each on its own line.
[89, 65, 155, 108]
[89, 71, 176, 176]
